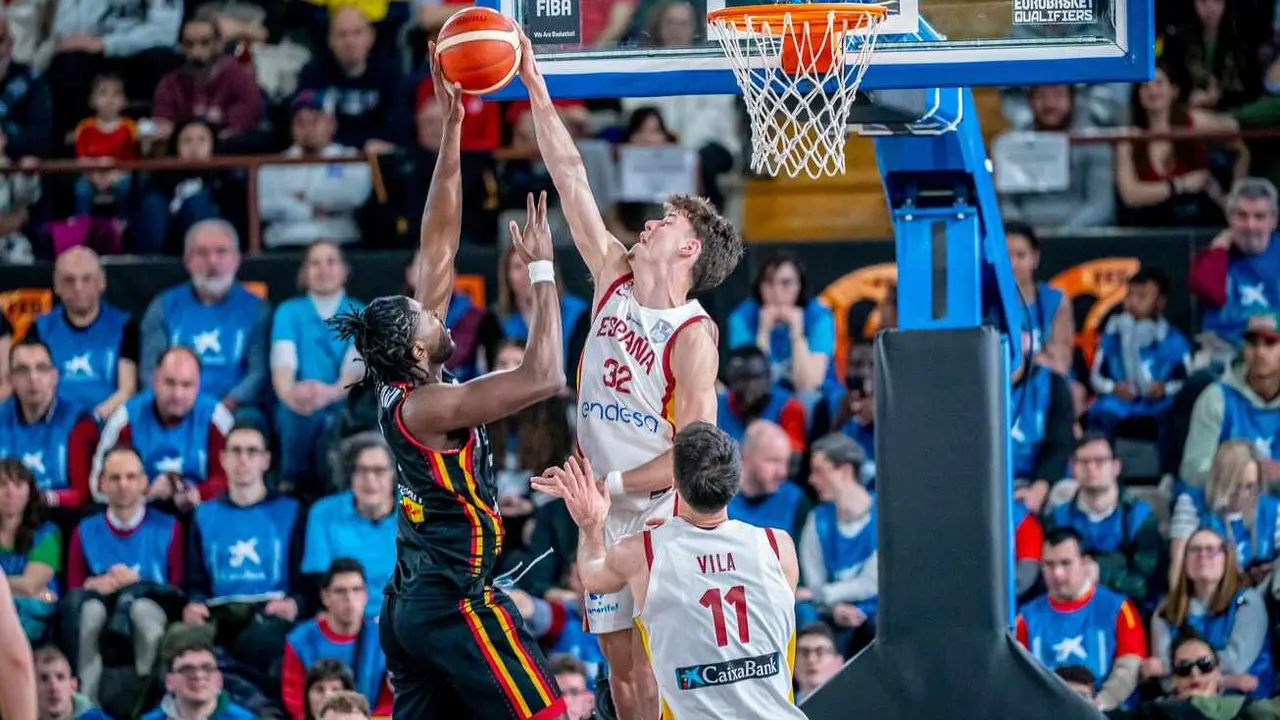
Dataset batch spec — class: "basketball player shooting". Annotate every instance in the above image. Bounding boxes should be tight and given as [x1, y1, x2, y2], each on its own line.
[543, 423, 806, 719]
[516, 29, 745, 720]
[330, 54, 567, 720]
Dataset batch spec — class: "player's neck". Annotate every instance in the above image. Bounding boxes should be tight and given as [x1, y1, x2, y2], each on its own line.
[677, 507, 728, 528]
[631, 264, 691, 310]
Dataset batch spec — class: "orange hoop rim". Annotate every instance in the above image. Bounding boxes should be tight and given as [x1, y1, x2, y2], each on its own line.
[707, 3, 888, 31]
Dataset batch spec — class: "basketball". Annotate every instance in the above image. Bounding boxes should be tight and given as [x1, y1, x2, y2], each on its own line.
[435, 7, 522, 96]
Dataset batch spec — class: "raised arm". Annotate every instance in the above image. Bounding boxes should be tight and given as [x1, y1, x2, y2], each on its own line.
[402, 193, 566, 434]
[541, 457, 647, 595]
[416, 47, 466, 319]
[516, 30, 630, 285]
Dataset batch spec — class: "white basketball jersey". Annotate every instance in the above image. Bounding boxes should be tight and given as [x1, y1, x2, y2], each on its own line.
[637, 518, 805, 720]
[577, 274, 711, 513]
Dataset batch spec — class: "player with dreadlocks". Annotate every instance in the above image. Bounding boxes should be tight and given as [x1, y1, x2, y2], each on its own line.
[329, 52, 567, 720]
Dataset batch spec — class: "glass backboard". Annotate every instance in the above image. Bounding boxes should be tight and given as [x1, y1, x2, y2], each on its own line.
[479, 0, 1153, 99]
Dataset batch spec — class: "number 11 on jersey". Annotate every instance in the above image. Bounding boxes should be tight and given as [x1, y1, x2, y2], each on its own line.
[700, 585, 750, 647]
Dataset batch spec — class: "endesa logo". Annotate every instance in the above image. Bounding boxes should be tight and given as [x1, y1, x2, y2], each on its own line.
[675, 652, 781, 691]
[581, 400, 661, 434]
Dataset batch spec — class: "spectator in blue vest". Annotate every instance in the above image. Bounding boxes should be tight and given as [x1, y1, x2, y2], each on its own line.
[271, 241, 365, 489]
[1006, 222, 1075, 376]
[494, 242, 590, 382]
[727, 251, 838, 396]
[142, 637, 256, 720]
[0, 459, 59, 641]
[817, 367, 876, 479]
[302, 660, 357, 720]
[728, 420, 811, 539]
[34, 646, 111, 720]
[1015, 527, 1147, 710]
[302, 433, 397, 610]
[1148, 527, 1272, 698]
[283, 558, 392, 719]
[140, 220, 269, 419]
[28, 248, 138, 420]
[1046, 433, 1162, 608]
[716, 346, 807, 452]
[548, 654, 595, 720]
[1190, 178, 1280, 357]
[179, 425, 305, 666]
[795, 623, 843, 701]
[65, 445, 181, 704]
[1010, 333, 1076, 514]
[1086, 269, 1192, 440]
[797, 433, 878, 656]
[1164, 631, 1224, 700]
[1182, 312, 1280, 487]
[91, 347, 235, 510]
[1170, 440, 1280, 586]
[0, 340, 98, 510]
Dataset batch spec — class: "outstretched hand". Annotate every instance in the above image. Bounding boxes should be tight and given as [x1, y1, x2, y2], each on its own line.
[428, 40, 465, 125]
[532, 457, 609, 529]
[516, 28, 543, 90]
[509, 191, 553, 263]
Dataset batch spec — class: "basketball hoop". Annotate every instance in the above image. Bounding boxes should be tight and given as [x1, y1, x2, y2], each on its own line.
[707, 3, 888, 179]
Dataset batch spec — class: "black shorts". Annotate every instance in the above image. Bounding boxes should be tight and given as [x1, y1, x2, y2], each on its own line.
[380, 589, 565, 720]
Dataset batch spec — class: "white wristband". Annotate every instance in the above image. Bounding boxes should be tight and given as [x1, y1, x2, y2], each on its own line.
[527, 260, 555, 285]
[605, 470, 626, 498]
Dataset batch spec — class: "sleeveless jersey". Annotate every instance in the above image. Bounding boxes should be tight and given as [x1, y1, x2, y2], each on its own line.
[577, 274, 712, 513]
[637, 518, 805, 720]
[376, 378, 504, 600]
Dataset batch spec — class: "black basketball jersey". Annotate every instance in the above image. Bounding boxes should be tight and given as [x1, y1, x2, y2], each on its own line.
[377, 377, 504, 599]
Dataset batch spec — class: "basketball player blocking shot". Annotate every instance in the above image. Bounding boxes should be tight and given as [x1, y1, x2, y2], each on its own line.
[516, 30, 745, 720]
[543, 424, 807, 720]
[332, 56, 567, 720]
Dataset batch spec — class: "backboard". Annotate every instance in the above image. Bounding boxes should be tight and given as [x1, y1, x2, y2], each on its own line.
[480, 0, 1153, 100]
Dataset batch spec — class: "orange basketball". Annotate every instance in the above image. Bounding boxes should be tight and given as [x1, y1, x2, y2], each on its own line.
[435, 7, 522, 96]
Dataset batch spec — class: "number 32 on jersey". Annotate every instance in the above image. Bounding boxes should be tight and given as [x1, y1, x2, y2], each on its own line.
[602, 358, 633, 394]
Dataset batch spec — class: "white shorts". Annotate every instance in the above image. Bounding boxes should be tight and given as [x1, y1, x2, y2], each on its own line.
[583, 490, 675, 634]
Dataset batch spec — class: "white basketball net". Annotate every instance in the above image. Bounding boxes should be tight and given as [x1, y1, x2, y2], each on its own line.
[710, 7, 885, 179]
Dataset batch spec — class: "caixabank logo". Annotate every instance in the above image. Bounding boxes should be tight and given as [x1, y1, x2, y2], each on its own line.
[675, 651, 781, 691]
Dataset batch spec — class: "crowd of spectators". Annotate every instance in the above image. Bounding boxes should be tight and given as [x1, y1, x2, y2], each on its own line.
[2, 0, 1280, 719]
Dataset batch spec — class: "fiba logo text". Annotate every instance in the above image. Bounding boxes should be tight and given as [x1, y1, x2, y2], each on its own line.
[580, 400, 661, 434]
[675, 652, 781, 691]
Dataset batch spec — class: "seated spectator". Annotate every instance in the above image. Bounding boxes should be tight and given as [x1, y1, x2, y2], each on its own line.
[72, 74, 137, 221]
[487, 376, 571, 530]
[140, 220, 269, 415]
[0, 340, 98, 509]
[1086, 269, 1192, 439]
[797, 433, 878, 656]
[1181, 313, 1280, 487]
[152, 16, 263, 144]
[404, 251, 500, 381]
[303, 433, 397, 605]
[29, 248, 138, 420]
[0, 459, 59, 641]
[1055, 665, 1097, 700]
[728, 252, 837, 396]
[178, 425, 304, 673]
[1010, 336, 1076, 514]
[34, 646, 112, 720]
[295, 6, 407, 153]
[302, 659, 356, 720]
[1149, 527, 1272, 698]
[65, 445, 181, 704]
[47, 0, 180, 141]
[1117, 61, 1234, 228]
[92, 347, 234, 506]
[1045, 434, 1162, 608]
[272, 242, 363, 487]
[133, 119, 247, 256]
[283, 558, 391, 719]
[548, 654, 594, 720]
[1015, 527, 1147, 710]
[1170, 441, 1279, 584]
[141, 638, 255, 720]
[716, 346, 806, 451]
[494, 243, 589, 373]
[1161, 0, 1260, 112]
[0, 127, 40, 264]
[0, 12, 51, 159]
[1189, 177, 1280, 353]
[999, 84, 1116, 230]
[728, 420, 812, 539]
[811, 362, 875, 481]
[317, 691, 371, 720]
[1014, 501, 1045, 603]
[1166, 631, 1224, 700]
[794, 623, 843, 702]
[259, 92, 372, 249]
[1006, 223, 1075, 374]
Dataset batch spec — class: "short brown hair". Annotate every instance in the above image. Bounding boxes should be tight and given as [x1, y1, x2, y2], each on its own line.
[549, 653, 587, 678]
[318, 691, 371, 719]
[667, 194, 742, 292]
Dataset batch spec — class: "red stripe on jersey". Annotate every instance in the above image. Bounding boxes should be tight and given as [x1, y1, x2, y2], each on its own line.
[658, 316, 714, 432]
[765, 528, 780, 560]
[593, 273, 634, 318]
[643, 530, 654, 569]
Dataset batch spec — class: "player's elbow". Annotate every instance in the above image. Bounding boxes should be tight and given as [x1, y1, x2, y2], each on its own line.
[580, 572, 624, 595]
